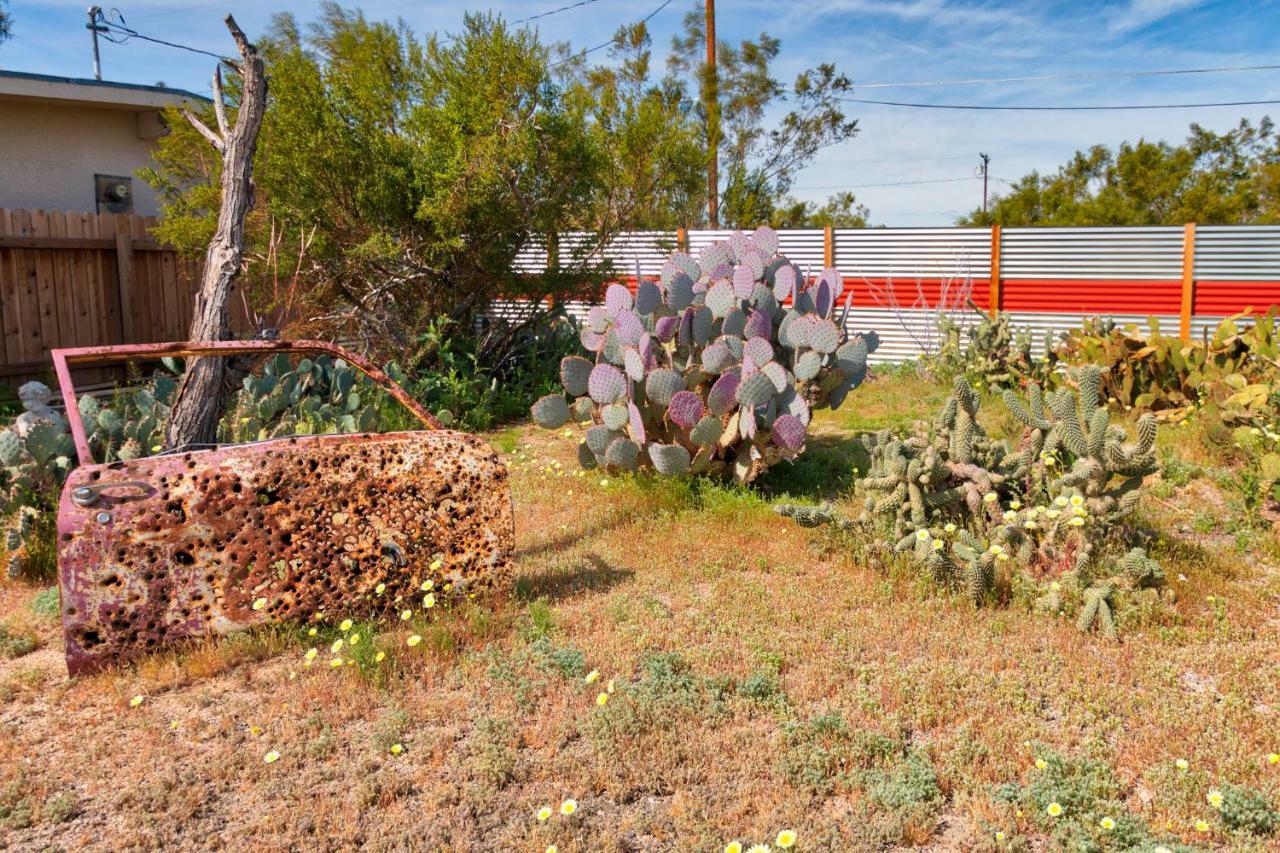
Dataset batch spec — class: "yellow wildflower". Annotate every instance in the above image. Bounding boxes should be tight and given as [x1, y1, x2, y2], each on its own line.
[308, 627, 318, 637]
[305, 647, 318, 662]
[1269, 753, 1280, 765]
[339, 619, 353, 632]
[585, 670, 600, 684]
[330, 658, 343, 668]
[916, 529, 931, 541]
[536, 806, 552, 821]
[252, 597, 267, 611]
[424, 593, 436, 608]
[1068, 517, 1085, 527]
[1195, 819, 1210, 832]
[389, 743, 403, 755]
[263, 750, 281, 764]
[250, 725, 261, 736]
[407, 634, 422, 647]
[546, 847, 558, 853]
[129, 695, 144, 708]
[429, 559, 443, 572]
[1070, 494, 1084, 507]
[559, 799, 577, 816]
[1207, 789, 1224, 809]
[776, 829, 797, 848]
[375, 651, 386, 662]
[607, 678, 616, 693]
[983, 492, 998, 503]
[1035, 758, 1047, 770]
[349, 633, 361, 645]
[944, 522, 957, 533]
[401, 609, 412, 620]
[1003, 510, 1017, 521]
[995, 831, 1005, 841]
[1054, 495, 1069, 507]
[331, 639, 344, 653]
[375, 583, 386, 595]
[1047, 802, 1063, 817]
[932, 539, 944, 550]
[724, 843, 742, 853]
[420, 580, 433, 592]
[596, 692, 609, 706]
[1100, 817, 1115, 831]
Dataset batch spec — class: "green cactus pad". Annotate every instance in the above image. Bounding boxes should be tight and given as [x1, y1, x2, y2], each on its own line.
[772, 264, 797, 302]
[706, 280, 736, 318]
[605, 437, 641, 470]
[762, 361, 789, 392]
[573, 396, 595, 422]
[795, 350, 823, 381]
[648, 442, 691, 475]
[624, 347, 646, 382]
[807, 318, 841, 354]
[744, 336, 773, 365]
[690, 414, 722, 446]
[645, 368, 685, 406]
[602, 402, 630, 431]
[586, 425, 621, 457]
[560, 356, 593, 397]
[577, 441, 599, 469]
[722, 308, 747, 338]
[691, 306, 713, 346]
[669, 272, 695, 310]
[701, 341, 736, 374]
[737, 373, 775, 409]
[530, 394, 571, 429]
[635, 280, 662, 315]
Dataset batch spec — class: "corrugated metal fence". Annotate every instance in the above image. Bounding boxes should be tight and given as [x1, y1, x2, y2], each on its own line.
[508, 225, 1280, 363]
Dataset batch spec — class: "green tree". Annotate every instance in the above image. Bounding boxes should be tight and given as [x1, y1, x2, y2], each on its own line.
[560, 23, 705, 231]
[0, 0, 13, 46]
[142, 5, 606, 362]
[667, 3, 859, 228]
[962, 118, 1280, 226]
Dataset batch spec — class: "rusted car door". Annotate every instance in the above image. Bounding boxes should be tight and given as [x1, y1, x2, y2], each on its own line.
[51, 341, 513, 676]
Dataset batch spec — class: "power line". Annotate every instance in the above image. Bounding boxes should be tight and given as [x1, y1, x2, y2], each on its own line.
[853, 62, 1280, 89]
[513, 0, 608, 25]
[97, 16, 231, 62]
[551, 0, 677, 67]
[794, 176, 979, 191]
[841, 96, 1280, 111]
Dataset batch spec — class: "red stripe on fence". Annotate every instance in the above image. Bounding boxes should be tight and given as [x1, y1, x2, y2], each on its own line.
[1193, 281, 1280, 316]
[841, 278, 992, 311]
[999, 279, 1182, 314]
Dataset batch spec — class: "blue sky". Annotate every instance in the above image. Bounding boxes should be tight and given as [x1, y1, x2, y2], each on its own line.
[3, 0, 1279, 224]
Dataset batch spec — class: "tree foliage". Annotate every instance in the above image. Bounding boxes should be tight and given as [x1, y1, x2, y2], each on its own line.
[962, 118, 1280, 226]
[667, 3, 859, 227]
[0, 1, 13, 47]
[143, 5, 607, 363]
[770, 191, 870, 229]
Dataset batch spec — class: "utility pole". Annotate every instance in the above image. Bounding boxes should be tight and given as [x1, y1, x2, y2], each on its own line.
[86, 6, 106, 80]
[705, 0, 719, 229]
[978, 152, 991, 214]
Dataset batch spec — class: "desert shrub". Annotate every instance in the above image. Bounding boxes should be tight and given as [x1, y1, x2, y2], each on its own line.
[1216, 783, 1279, 836]
[1055, 309, 1280, 419]
[0, 622, 37, 659]
[28, 587, 59, 619]
[865, 749, 943, 813]
[530, 226, 878, 482]
[777, 712, 898, 795]
[997, 748, 1212, 851]
[404, 314, 579, 432]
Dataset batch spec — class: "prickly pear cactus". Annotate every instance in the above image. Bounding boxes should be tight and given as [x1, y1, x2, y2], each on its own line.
[221, 354, 384, 443]
[530, 226, 878, 480]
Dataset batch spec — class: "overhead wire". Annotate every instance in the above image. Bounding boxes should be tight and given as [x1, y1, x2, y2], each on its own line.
[841, 96, 1280, 111]
[852, 63, 1280, 89]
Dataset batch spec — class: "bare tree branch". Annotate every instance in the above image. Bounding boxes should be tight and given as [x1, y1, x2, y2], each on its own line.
[212, 65, 230, 139]
[182, 109, 224, 152]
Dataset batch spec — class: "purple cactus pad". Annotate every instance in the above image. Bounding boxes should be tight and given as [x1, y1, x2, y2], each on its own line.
[667, 390, 707, 429]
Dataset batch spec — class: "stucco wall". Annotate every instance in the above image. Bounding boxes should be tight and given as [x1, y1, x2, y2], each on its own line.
[0, 100, 164, 215]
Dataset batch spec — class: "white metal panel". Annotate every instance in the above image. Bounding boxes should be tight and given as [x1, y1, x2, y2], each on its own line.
[1001, 227, 1183, 280]
[834, 228, 992, 278]
[1194, 226, 1280, 281]
[512, 241, 548, 274]
[558, 230, 675, 276]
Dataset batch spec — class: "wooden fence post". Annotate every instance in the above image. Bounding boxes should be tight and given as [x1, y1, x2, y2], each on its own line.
[114, 230, 136, 342]
[823, 225, 834, 268]
[1180, 222, 1196, 342]
[676, 226, 688, 253]
[988, 224, 1002, 317]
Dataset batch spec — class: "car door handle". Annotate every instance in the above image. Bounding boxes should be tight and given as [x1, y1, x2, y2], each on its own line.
[70, 481, 153, 507]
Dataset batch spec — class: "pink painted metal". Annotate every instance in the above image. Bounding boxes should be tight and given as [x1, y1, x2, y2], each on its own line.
[50, 341, 512, 677]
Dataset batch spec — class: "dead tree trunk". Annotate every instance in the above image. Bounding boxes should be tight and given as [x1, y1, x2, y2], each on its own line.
[163, 15, 267, 451]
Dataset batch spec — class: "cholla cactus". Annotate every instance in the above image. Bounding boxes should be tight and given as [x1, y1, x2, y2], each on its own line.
[933, 301, 1057, 390]
[858, 378, 1024, 536]
[1005, 365, 1158, 527]
[531, 226, 878, 481]
[1077, 583, 1117, 639]
[221, 354, 382, 443]
[773, 502, 855, 530]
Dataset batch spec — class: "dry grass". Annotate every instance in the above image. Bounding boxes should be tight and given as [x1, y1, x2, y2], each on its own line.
[1, 370, 1278, 851]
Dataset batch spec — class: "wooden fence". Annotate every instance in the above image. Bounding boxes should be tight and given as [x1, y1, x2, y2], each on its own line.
[0, 208, 206, 386]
